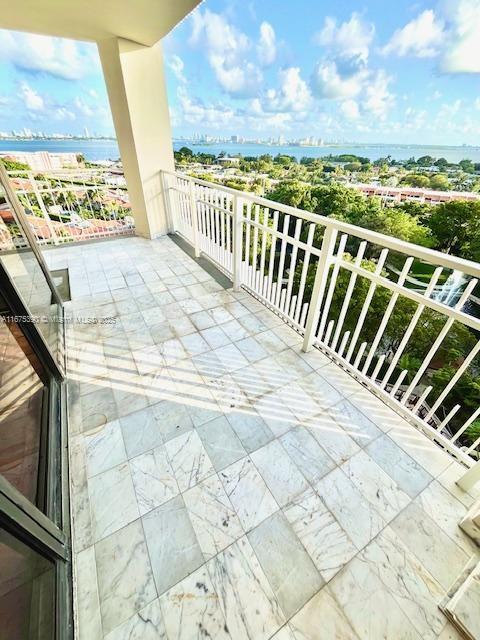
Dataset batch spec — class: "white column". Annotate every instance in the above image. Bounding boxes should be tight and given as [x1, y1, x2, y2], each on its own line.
[97, 37, 175, 239]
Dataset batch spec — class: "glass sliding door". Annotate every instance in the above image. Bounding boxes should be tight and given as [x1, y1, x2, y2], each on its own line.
[0, 162, 71, 639]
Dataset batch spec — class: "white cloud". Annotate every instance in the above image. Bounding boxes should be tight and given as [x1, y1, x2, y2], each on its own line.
[310, 60, 367, 99]
[177, 86, 236, 126]
[382, 10, 444, 58]
[264, 67, 311, 112]
[74, 97, 94, 117]
[20, 82, 44, 111]
[438, 99, 462, 118]
[315, 13, 374, 64]
[257, 22, 276, 66]
[363, 70, 394, 119]
[167, 54, 187, 83]
[0, 30, 96, 80]
[340, 99, 360, 120]
[54, 107, 75, 121]
[209, 58, 262, 98]
[441, 0, 480, 73]
[190, 9, 262, 97]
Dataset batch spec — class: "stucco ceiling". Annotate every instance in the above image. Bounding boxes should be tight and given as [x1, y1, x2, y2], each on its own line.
[0, 0, 201, 46]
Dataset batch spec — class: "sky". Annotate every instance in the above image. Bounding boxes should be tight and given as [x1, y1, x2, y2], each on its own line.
[0, 0, 479, 144]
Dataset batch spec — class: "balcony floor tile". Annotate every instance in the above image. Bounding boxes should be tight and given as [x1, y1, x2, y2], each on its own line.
[49, 236, 478, 639]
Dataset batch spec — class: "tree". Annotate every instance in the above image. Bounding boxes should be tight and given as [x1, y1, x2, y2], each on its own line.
[459, 159, 475, 173]
[417, 155, 435, 166]
[267, 180, 314, 210]
[1, 158, 30, 171]
[434, 157, 448, 167]
[429, 174, 451, 191]
[426, 200, 480, 260]
[400, 174, 430, 188]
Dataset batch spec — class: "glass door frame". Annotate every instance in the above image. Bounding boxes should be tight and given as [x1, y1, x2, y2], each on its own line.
[0, 163, 72, 639]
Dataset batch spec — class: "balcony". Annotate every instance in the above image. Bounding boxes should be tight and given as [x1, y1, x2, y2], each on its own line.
[35, 171, 480, 639]
[1, 3, 480, 637]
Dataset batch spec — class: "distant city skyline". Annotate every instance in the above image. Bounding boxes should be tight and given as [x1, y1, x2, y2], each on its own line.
[0, 1, 479, 144]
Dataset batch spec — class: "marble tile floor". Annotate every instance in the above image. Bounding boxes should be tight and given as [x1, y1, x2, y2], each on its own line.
[44, 236, 480, 640]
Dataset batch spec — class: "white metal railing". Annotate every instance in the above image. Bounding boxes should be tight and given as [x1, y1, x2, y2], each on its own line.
[162, 169, 480, 486]
[3, 169, 135, 247]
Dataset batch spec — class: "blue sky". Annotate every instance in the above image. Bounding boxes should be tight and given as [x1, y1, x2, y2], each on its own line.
[1, 0, 479, 144]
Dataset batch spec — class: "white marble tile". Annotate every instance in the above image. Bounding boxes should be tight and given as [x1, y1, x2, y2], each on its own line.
[120, 407, 164, 459]
[75, 546, 103, 640]
[199, 326, 231, 349]
[197, 416, 246, 471]
[341, 450, 411, 523]
[164, 429, 214, 492]
[191, 310, 217, 331]
[150, 400, 194, 443]
[348, 387, 401, 433]
[280, 427, 336, 484]
[95, 520, 157, 635]
[207, 536, 285, 640]
[219, 456, 278, 531]
[248, 511, 324, 618]
[84, 419, 127, 477]
[274, 348, 314, 380]
[235, 336, 268, 363]
[213, 343, 249, 372]
[437, 462, 480, 509]
[329, 399, 383, 448]
[129, 447, 179, 515]
[142, 495, 204, 595]
[270, 625, 296, 640]
[254, 329, 288, 355]
[278, 382, 322, 422]
[330, 555, 423, 640]
[361, 526, 446, 640]
[226, 410, 274, 454]
[298, 371, 345, 409]
[89, 462, 139, 541]
[251, 440, 309, 507]
[221, 318, 250, 341]
[183, 473, 243, 559]
[388, 419, 453, 477]
[159, 338, 188, 364]
[416, 481, 477, 555]
[391, 502, 470, 590]
[209, 306, 235, 325]
[316, 467, 386, 550]
[253, 390, 297, 437]
[366, 434, 432, 499]
[290, 587, 360, 640]
[159, 565, 231, 640]
[69, 437, 94, 552]
[180, 332, 210, 357]
[284, 487, 357, 582]
[104, 599, 166, 640]
[305, 411, 361, 465]
[319, 362, 361, 397]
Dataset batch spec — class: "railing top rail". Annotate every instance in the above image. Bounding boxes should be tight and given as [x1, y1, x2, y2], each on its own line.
[163, 169, 480, 279]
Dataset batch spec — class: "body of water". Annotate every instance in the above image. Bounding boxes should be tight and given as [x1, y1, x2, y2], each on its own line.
[0, 139, 121, 161]
[177, 142, 480, 164]
[2, 138, 480, 164]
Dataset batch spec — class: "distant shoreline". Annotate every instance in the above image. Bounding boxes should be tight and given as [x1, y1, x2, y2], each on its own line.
[2, 138, 480, 164]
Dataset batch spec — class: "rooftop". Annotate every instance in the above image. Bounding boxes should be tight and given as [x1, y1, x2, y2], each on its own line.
[46, 235, 480, 640]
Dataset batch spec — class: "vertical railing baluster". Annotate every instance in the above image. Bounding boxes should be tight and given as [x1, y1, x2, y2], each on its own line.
[233, 194, 243, 290]
[302, 225, 338, 352]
